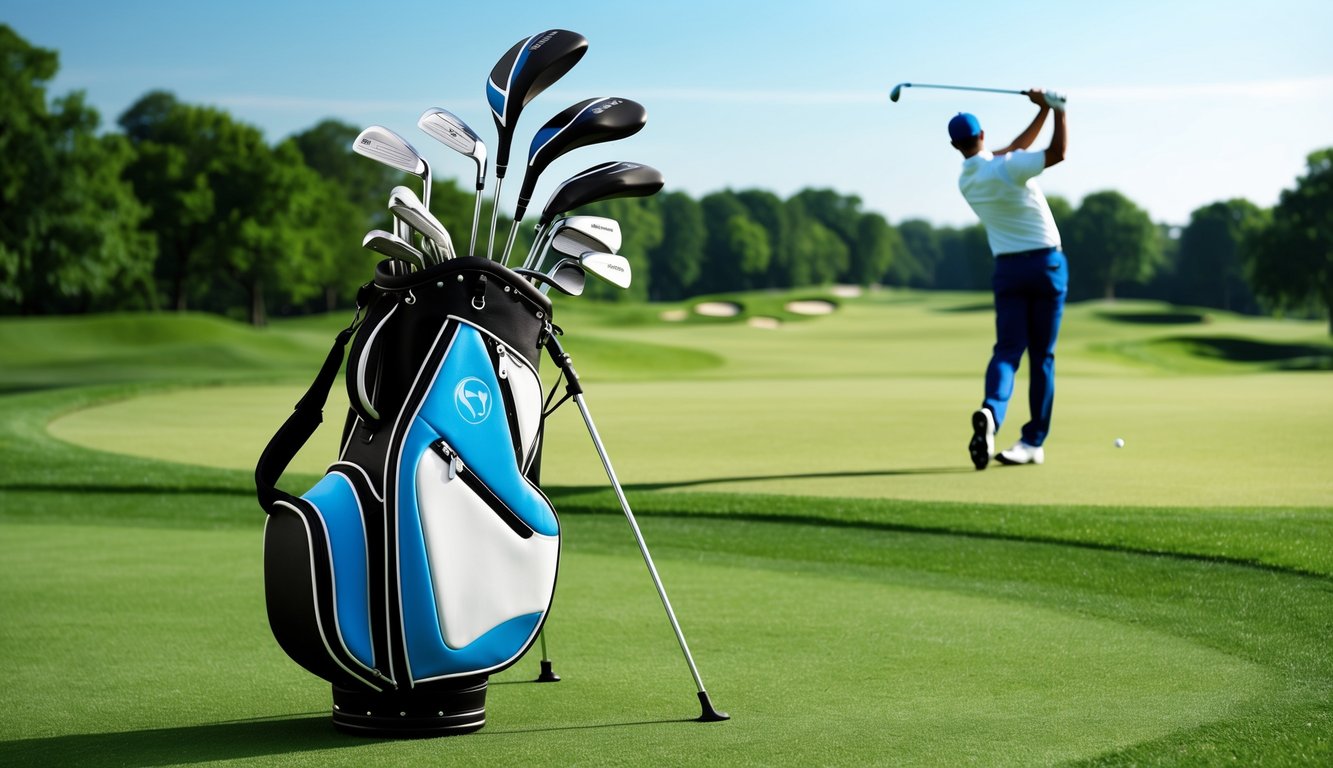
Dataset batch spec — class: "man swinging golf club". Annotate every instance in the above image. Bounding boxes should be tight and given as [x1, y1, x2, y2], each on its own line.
[952, 89, 1067, 469]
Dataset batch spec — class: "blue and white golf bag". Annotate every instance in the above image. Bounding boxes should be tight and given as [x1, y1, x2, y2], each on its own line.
[256, 257, 558, 737]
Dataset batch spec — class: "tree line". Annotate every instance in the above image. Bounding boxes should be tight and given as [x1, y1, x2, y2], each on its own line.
[3, 26, 1330, 333]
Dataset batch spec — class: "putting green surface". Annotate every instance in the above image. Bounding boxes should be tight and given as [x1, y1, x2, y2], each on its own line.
[49, 370, 1333, 508]
[0, 516, 1291, 766]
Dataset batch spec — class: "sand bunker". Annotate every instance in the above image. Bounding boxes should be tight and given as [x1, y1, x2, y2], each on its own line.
[784, 299, 836, 316]
[694, 301, 742, 318]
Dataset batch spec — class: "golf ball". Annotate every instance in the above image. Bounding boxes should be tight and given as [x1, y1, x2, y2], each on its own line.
[1114, 438, 1125, 448]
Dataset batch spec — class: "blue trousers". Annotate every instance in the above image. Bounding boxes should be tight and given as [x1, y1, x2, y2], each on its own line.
[983, 248, 1067, 447]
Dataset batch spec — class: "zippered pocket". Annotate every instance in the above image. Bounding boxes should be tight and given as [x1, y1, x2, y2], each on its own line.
[413, 436, 559, 654]
[428, 439, 533, 539]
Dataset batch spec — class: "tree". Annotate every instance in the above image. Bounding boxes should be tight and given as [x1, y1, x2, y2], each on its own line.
[1065, 190, 1163, 300]
[0, 26, 155, 314]
[728, 214, 771, 285]
[892, 219, 938, 287]
[1246, 148, 1333, 334]
[736, 189, 789, 288]
[648, 191, 705, 300]
[934, 224, 991, 291]
[851, 212, 903, 286]
[698, 191, 750, 293]
[119, 92, 227, 311]
[120, 92, 332, 324]
[1175, 199, 1264, 312]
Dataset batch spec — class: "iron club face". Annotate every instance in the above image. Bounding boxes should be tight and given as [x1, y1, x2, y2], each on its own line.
[362, 229, 427, 270]
[353, 125, 433, 211]
[418, 108, 487, 256]
[418, 108, 487, 190]
[579, 250, 632, 290]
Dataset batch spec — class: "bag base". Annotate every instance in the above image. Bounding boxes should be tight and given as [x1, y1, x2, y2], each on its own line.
[331, 677, 488, 738]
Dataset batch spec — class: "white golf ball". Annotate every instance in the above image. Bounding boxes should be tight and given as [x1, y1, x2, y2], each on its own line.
[1114, 438, 1125, 448]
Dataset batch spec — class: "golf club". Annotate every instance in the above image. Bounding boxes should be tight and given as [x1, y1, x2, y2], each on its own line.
[362, 229, 427, 270]
[485, 29, 589, 259]
[352, 125, 432, 211]
[558, 215, 622, 254]
[524, 214, 623, 272]
[890, 82, 1067, 110]
[579, 250, 632, 290]
[522, 162, 663, 270]
[542, 333, 729, 723]
[514, 260, 586, 296]
[528, 219, 618, 276]
[388, 186, 456, 262]
[417, 107, 487, 256]
[500, 96, 648, 266]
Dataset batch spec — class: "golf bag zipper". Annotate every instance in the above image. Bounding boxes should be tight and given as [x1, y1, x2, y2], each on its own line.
[485, 335, 542, 472]
[427, 438, 535, 539]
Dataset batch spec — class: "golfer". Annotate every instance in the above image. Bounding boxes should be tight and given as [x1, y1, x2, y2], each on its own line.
[951, 90, 1067, 470]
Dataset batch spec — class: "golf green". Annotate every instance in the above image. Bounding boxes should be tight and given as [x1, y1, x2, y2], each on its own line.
[49, 368, 1332, 507]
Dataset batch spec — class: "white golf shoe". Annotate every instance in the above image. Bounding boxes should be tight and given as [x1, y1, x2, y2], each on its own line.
[996, 441, 1044, 466]
[969, 408, 995, 470]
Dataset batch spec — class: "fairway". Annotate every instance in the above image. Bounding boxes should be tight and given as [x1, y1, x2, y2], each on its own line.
[3, 292, 1332, 766]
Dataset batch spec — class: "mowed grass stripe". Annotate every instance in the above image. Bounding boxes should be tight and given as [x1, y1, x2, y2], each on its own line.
[5, 515, 1318, 767]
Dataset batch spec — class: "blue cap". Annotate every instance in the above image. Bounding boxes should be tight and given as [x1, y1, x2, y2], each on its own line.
[948, 112, 981, 143]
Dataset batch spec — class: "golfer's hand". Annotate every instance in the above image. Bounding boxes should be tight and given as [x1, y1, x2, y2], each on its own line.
[1026, 89, 1048, 108]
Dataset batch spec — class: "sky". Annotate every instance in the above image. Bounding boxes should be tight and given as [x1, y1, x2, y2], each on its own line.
[8, 0, 1333, 227]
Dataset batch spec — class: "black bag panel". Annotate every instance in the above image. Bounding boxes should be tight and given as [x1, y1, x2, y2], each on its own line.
[371, 257, 552, 370]
[263, 487, 386, 693]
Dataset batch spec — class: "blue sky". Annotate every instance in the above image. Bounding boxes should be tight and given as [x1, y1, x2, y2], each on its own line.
[8, 0, 1333, 226]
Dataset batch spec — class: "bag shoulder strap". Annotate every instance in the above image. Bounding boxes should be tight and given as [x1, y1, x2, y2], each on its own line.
[255, 308, 364, 511]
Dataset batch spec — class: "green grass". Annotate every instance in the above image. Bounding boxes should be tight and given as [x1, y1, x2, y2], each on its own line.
[1, 293, 1330, 766]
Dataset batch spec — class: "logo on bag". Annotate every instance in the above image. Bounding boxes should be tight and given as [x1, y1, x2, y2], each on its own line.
[454, 377, 492, 424]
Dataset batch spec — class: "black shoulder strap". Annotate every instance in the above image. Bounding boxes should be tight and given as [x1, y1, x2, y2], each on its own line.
[255, 309, 364, 511]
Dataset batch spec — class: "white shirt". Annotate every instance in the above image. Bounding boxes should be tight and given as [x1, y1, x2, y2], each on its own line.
[958, 149, 1061, 256]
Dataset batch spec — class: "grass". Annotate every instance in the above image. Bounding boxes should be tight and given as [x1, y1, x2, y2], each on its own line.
[1, 290, 1330, 766]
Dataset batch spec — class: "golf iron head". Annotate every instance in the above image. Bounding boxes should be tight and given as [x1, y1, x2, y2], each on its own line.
[362, 229, 427, 270]
[579, 250, 632, 290]
[514, 260, 586, 296]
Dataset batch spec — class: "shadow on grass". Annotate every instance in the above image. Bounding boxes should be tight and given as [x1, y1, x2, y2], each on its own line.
[0, 711, 691, 765]
[0, 714, 342, 768]
[934, 302, 993, 313]
[611, 466, 973, 493]
[1098, 310, 1209, 325]
[1161, 335, 1333, 369]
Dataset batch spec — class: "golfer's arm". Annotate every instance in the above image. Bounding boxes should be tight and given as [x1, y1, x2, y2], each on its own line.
[993, 105, 1049, 156]
[1043, 108, 1067, 167]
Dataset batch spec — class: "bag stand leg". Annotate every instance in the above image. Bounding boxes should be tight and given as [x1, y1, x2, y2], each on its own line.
[535, 630, 560, 682]
[546, 335, 729, 723]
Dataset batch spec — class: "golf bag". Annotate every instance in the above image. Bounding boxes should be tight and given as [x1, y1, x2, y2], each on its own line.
[255, 257, 558, 737]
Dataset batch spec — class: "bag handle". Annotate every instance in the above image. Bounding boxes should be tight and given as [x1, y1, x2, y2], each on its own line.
[255, 299, 367, 511]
